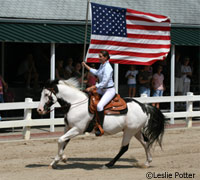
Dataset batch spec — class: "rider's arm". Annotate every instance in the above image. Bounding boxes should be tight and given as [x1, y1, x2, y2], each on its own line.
[82, 62, 98, 75]
[96, 65, 112, 89]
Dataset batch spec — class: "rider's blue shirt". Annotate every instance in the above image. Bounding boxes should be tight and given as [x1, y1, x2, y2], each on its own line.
[90, 61, 114, 89]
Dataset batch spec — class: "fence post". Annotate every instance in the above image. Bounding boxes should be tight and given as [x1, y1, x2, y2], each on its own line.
[23, 98, 32, 140]
[141, 94, 148, 98]
[186, 92, 193, 128]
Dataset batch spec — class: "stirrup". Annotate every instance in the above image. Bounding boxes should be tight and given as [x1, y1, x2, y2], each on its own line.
[95, 124, 104, 136]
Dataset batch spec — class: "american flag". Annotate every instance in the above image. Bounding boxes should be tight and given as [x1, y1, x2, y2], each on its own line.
[86, 2, 171, 65]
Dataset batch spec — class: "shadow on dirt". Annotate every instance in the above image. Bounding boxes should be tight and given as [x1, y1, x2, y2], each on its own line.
[26, 157, 141, 170]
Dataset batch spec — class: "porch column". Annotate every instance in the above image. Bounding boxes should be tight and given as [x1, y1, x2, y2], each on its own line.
[170, 45, 175, 124]
[114, 64, 119, 93]
[50, 43, 55, 132]
[1, 42, 5, 77]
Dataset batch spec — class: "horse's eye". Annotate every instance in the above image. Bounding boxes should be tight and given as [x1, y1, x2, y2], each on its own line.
[45, 94, 49, 97]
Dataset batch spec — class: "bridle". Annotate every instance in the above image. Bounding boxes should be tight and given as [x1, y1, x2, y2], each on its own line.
[44, 88, 88, 113]
[43, 88, 57, 113]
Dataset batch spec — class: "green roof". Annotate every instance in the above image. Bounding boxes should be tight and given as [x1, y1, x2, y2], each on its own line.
[171, 27, 200, 46]
[0, 23, 91, 44]
[0, 23, 200, 46]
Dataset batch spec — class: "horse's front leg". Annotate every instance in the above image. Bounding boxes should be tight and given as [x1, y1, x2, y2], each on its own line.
[50, 127, 80, 169]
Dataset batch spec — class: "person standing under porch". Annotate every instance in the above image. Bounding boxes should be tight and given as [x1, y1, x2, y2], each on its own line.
[0, 75, 8, 120]
[181, 56, 192, 95]
[152, 65, 165, 109]
[138, 66, 152, 97]
[125, 65, 138, 97]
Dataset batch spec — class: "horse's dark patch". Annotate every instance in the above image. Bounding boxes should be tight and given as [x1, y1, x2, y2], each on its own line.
[142, 132, 149, 142]
[57, 98, 71, 114]
[44, 79, 59, 94]
[84, 115, 96, 133]
[44, 95, 54, 112]
[123, 97, 148, 114]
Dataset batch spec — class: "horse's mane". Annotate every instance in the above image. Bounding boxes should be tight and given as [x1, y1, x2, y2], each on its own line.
[59, 78, 80, 89]
[44, 78, 86, 95]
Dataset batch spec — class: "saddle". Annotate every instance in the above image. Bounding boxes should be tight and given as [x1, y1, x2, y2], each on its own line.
[89, 89, 128, 115]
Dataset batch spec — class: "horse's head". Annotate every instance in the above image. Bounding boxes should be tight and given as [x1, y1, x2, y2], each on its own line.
[37, 80, 59, 115]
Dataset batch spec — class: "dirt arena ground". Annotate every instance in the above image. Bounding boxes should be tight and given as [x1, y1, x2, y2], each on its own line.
[0, 128, 199, 180]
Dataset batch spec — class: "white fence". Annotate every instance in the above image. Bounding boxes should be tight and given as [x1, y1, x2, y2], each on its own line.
[0, 92, 200, 140]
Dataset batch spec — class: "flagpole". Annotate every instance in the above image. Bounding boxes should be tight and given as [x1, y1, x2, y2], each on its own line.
[81, 0, 90, 90]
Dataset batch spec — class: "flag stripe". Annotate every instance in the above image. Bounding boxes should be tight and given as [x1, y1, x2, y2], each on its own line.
[91, 35, 170, 45]
[87, 58, 159, 65]
[126, 15, 170, 23]
[126, 12, 169, 23]
[87, 52, 168, 60]
[127, 24, 170, 31]
[127, 29, 170, 36]
[87, 54, 167, 62]
[127, 8, 169, 19]
[126, 20, 170, 27]
[110, 59, 159, 65]
[127, 34, 170, 40]
[89, 49, 167, 58]
[87, 57, 165, 64]
[90, 39, 171, 49]
[89, 44, 170, 53]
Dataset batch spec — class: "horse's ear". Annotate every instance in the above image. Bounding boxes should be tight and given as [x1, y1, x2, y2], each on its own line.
[44, 79, 59, 90]
[52, 84, 59, 94]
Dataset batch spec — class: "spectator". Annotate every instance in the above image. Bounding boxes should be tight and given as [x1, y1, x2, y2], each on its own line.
[65, 57, 74, 78]
[0, 75, 8, 120]
[72, 62, 82, 80]
[152, 65, 165, 109]
[0, 75, 8, 103]
[125, 65, 138, 97]
[138, 66, 152, 97]
[17, 54, 39, 89]
[55, 59, 67, 80]
[181, 56, 192, 95]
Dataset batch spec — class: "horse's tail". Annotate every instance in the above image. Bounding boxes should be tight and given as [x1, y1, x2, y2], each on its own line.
[143, 104, 167, 149]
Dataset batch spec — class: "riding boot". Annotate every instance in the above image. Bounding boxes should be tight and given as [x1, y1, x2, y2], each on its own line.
[95, 110, 105, 136]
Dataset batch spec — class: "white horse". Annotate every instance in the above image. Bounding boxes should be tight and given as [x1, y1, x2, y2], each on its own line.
[37, 78, 166, 169]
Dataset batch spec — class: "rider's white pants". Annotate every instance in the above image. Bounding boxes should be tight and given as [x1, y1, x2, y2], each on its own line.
[97, 87, 116, 112]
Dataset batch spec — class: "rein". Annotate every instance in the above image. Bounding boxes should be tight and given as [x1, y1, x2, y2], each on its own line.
[46, 88, 88, 112]
[70, 97, 88, 109]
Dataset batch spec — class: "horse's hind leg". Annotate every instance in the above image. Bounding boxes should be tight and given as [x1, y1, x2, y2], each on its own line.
[135, 131, 152, 167]
[104, 130, 132, 168]
[50, 127, 80, 169]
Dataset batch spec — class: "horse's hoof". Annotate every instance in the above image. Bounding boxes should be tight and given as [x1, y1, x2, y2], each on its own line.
[144, 163, 150, 168]
[49, 165, 53, 169]
[103, 163, 113, 169]
[61, 155, 68, 163]
[101, 165, 109, 169]
[62, 159, 67, 163]
[49, 164, 57, 169]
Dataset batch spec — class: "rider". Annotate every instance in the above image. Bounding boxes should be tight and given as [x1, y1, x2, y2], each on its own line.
[82, 50, 116, 136]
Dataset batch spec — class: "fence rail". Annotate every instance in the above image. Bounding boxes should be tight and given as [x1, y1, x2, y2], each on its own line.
[0, 92, 200, 140]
